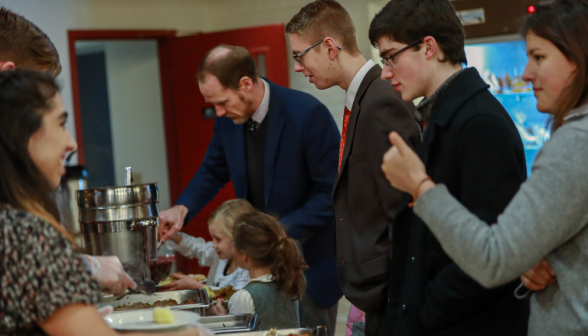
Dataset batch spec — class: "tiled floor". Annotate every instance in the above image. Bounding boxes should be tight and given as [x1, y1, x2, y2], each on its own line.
[334, 297, 351, 336]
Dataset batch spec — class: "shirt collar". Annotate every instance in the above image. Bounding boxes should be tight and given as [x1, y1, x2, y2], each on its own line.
[251, 79, 270, 124]
[416, 68, 465, 125]
[345, 59, 375, 111]
[564, 103, 588, 121]
[246, 273, 273, 285]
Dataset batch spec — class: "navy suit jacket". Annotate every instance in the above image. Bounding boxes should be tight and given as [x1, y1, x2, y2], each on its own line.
[176, 80, 343, 307]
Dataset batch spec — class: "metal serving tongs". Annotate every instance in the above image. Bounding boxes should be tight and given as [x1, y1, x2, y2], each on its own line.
[114, 279, 157, 301]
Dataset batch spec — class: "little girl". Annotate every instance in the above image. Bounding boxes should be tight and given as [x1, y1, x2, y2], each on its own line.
[217, 211, 308, 330]
[161, 199, 252, 291]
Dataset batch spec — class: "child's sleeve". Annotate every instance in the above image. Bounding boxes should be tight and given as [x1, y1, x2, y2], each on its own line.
[165, 233, 217, 267]
[228, 289, 255, 314]
[232, 268, 251, 290]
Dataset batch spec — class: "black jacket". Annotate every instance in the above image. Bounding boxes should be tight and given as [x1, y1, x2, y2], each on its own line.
[333, 64, 421, 313]
[386, 68, 530, 336]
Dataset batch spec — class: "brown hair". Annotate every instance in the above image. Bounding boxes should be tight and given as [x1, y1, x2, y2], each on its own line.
[521, 0, 588, 131]
[0, 69, 73, 243]
[208, 199, 254, 238]
[368, 0, 467, 65]
[0, 7, 61, 77]
[233, 212, 308, 300]
[197, 45, 258, 90]
[286, 0, 359, 54]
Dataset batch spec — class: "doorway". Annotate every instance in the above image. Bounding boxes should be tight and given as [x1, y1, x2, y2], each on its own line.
[69, 26, 290, 274]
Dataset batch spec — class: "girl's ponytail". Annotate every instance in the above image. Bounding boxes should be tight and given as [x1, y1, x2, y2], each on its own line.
[271, 236, 307, 300]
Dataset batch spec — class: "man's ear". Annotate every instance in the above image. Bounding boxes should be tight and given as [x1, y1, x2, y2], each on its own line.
[238, 76, 255, 92]
[324, 37, 340, 61]
[422, 36, 440, 61]
[0, 61, 16, 72]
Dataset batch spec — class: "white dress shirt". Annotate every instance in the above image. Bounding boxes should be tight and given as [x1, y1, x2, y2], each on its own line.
[251, 79, 270, 124]
[344, 59, 376, 111]
[228, 274, 274, 314]
[165, 232, 250, 290]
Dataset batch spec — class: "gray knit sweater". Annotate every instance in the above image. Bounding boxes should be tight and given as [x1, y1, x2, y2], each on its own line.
[414, 104, 588, 336]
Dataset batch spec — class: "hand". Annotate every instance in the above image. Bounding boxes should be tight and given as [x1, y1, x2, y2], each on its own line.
[382, 132, 429, 194]
[521, 258, 556, 291]
[97, 305, 113, 317]
[169, 232, 184, 244]
[211, 298, 228, 316]
[159, 273, 204, 291]
[82, 255, 135, 294]
[159, 205, 189, 242]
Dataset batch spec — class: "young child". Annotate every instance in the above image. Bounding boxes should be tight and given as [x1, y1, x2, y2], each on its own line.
[216, 211, 308, 330]
[161, 199, 252, 291]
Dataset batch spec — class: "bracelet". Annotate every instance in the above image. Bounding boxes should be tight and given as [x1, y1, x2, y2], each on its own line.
[408, 176, 432, 208]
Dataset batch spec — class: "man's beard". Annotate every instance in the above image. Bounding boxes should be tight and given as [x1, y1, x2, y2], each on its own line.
[230, 94, 255, 125]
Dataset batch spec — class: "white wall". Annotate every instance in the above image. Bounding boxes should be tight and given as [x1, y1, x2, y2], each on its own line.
[102, 41, 172, 211]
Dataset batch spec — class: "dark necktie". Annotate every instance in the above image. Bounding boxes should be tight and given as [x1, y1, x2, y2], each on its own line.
[246, 118, 260, 132]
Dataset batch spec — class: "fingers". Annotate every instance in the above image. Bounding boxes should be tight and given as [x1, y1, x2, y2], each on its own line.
[541, 259, 556, 277]
[97, 305, 114, 317]
[161, 223, 180, 243]
[389, 132, 410, 154]
[521, 275, 546, 291]
[121, 272, 136, 290]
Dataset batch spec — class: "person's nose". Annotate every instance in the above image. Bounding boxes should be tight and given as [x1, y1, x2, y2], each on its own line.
[294, 61, 305, 72]
[66, 130, 77, 152]
[522, 62, 534, 83]
[216, 106, 226, 117]
[381, 65, 395, 81]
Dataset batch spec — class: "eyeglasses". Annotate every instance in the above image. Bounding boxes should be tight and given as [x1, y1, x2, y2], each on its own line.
[381, 38, 424, 69]
[293, 39, 342, 65]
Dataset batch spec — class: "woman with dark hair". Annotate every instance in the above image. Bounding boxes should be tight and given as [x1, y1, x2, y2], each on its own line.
[0, 69, 200, 336]
[214, 211, 307, 330]
[380, 0, 588, 334]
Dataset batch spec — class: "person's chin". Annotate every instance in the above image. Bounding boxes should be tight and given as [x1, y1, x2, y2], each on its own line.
[231, 117, 248, 125]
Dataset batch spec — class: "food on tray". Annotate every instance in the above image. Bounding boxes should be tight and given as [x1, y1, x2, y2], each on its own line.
[158, 273, 207, 286]
[206, 285, 238, 300]
[266, 328, 277, 336]
[153, 307, 175, 324]
[113, 298, 198, 311]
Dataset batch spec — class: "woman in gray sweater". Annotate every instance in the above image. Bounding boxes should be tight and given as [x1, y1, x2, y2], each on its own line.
[380, 1, 588, 335]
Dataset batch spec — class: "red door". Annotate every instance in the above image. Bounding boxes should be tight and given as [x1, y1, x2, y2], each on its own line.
[167, 24, 289, 274]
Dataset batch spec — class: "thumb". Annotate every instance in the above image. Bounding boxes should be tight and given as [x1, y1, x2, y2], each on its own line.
[389, 132, 410, 154]
[173, 273, 187, 279]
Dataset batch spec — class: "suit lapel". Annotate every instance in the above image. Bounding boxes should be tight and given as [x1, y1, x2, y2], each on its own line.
[334, 64, 382, 190]
[264, 82, 286, 208]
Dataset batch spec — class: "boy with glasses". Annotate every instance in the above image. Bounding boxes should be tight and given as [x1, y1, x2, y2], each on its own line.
[287, 1, 420, 335]
[369, 1, 530, 335]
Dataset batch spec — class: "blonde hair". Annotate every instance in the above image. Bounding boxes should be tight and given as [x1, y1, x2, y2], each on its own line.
[208, 199, 254, 238]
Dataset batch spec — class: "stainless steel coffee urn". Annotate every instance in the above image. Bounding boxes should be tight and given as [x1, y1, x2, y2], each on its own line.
[77, 167, 158, 280]
[56, 165, 87, 249]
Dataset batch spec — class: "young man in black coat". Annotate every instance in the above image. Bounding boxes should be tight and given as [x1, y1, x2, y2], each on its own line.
[368, 1, 532, 335]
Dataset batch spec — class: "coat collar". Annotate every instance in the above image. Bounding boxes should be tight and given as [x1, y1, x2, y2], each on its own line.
[263, 80, 286, 207]
[430, 67, 489, 128]
[335, 64, 381, 188]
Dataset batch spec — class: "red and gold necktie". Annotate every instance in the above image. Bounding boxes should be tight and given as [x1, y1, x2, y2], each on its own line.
[338, 106, 352, 173]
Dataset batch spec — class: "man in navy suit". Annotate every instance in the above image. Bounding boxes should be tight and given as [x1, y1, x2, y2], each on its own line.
[158, 45, 343, 334]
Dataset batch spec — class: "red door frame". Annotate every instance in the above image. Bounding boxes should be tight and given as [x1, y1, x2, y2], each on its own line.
[67, 30, 182, 201]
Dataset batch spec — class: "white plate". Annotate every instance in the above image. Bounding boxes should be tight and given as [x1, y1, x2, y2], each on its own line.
[105, 309, 200, 331]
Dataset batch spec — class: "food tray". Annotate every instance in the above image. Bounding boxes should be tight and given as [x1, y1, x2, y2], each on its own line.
[222, 327, 326, 336]
[99, 289, 211, 312]
[198, 314, 257, 333]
